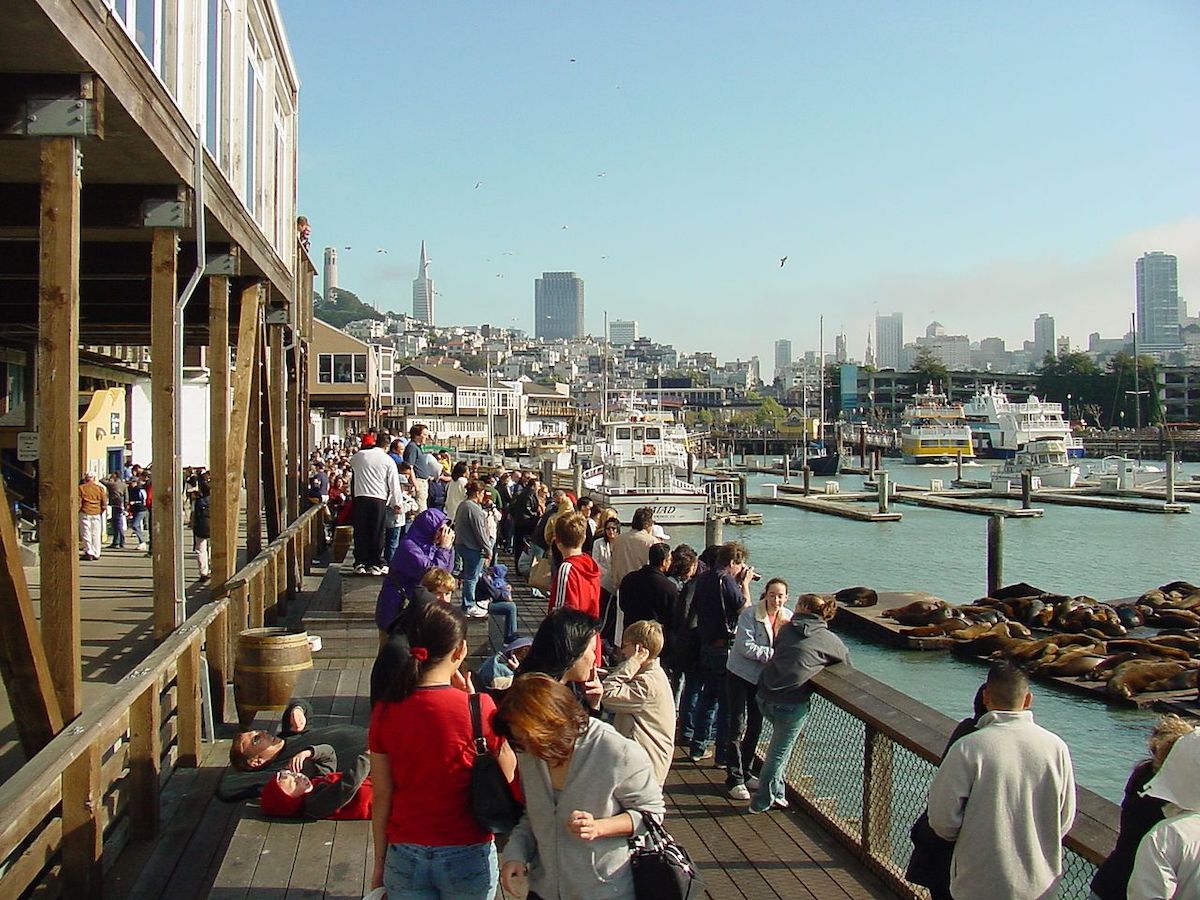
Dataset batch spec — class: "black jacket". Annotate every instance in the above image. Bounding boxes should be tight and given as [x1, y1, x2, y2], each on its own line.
[618, 565, 679, 628]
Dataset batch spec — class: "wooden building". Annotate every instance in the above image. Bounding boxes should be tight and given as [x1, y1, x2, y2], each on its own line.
[0, 1, 316, 895]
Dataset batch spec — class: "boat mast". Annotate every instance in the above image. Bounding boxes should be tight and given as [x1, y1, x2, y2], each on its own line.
[602, 310, 609, 427]
[1132, 311, 1141, 463]
[818, 315, 825, 447]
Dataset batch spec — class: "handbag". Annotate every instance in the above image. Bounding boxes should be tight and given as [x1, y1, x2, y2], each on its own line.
[528, 556, 553, 591]
[628, 813, 704, 900]
[467, 693, 523, 833]
[905, 809, 954, 893]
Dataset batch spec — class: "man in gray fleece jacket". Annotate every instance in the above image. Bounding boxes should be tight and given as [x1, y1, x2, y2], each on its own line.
[927, 661, 1076, 900]
[452, 480, 495, 616]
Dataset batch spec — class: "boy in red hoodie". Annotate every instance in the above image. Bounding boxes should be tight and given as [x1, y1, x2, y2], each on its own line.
[549, 512, 602, 622]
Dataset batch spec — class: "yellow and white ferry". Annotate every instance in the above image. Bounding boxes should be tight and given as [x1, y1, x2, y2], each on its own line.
[900, 386, 975, 464]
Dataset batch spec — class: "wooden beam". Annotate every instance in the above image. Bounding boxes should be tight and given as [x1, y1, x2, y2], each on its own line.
[0, 482, 63, 755]
[259, 327, 281, 543]
[176, 640, 202, 767]
[286, 340, 300, 525]
[62, 741, 102, 899]
[226, 282, 261, 570]
[128, 683, 161, 840]
[37, 136, 82, 719]
[209, 276, 230, 587]
[245, 321, 264, 560]
[150, 228, 180, 641]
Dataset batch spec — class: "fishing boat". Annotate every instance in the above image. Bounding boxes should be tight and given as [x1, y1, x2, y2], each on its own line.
[787, 316, 843, 476]
[1083, 455, 1165, 490]
[990, 438, 1081, 490]
[582, 414, 710, 524]
[963, 385, 1084, 459]
[900, 386, 975, 464]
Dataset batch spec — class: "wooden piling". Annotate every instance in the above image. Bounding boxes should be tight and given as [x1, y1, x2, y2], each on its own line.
[738, 475, 749, 515]
[1021, 471, 1033, 509]
[803, 465, 811, 496]
[705, 515, 724, 547]
[877, 472, 890, 513]
[987, 515, 1003, 595]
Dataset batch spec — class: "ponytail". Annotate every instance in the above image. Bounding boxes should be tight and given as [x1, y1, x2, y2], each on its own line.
[387, 602, 468, 702]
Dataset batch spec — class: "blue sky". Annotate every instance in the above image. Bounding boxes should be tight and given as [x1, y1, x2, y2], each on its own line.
[281, 1, 1199, 368]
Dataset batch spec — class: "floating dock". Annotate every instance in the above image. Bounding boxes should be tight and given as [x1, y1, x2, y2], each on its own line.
[891, 491, 1044, 518]
[751, 493, 902, 522]
[1030, 490, 1190, 515]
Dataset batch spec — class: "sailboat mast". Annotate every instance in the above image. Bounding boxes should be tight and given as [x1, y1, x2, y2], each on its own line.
[1132, 311, 1141, 462]
[602, 310, 609, 427]
[818, 316, 825, 445]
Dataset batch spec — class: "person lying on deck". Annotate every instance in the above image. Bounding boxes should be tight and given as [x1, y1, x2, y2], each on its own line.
[259, 752, 373, 820]
[217, 701, 368, 802]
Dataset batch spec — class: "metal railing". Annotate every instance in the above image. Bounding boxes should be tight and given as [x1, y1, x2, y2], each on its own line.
[770, 665, 1118, 900]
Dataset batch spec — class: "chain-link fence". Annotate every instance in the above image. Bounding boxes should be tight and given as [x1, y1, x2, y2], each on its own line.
[758, 680, 1108, 900]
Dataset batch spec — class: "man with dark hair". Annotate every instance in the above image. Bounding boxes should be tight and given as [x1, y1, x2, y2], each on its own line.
[401, 424, 440, 511]
[609, 506, 657, 590]
[349, 435, 404, 576]
[927, 661, 1076, 900]
[618, 541, 678, 628]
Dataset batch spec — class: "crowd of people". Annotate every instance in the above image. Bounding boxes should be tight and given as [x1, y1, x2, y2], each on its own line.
[233, 428, 1200, 899]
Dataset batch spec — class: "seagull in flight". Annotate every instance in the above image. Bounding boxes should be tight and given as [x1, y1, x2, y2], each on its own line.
[376, 248, 388, 254]
[495, 273, 504, 278]
[561, 225, 569, 230]
[474, 181, 483, 189]
[343, 246, 352, 251]
[779, 256, 788, 267]
[569, 58, 577, 63]
[597, 172, 606, 177]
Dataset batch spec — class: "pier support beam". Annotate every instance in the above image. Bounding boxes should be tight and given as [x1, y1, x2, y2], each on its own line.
[228, 283, 261, 568]
[705, 514, 724, 548]
[987, 515, 1003, 595]
[1166, 451, 1176, 505]
[209, 276, 231, 587]
[737, 475, 749, 515]
[877, 472, 890, 513]
[1021, 471, 1033, 509]
[802, 465, 811, 496]
[150, 227, 181, 641]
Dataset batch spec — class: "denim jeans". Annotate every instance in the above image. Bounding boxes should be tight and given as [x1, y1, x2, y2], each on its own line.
[384, 525, 401, 564]
[130, 509, 148, 545]
[458, 546, 486, 609]
[384, 840, 497, 900]
[684, 645, 730, 759]
[750, 697, 810, 812]
[109, 506, 126, 547]
[725, 673, 762, 786]
[487, 599, 519, 643]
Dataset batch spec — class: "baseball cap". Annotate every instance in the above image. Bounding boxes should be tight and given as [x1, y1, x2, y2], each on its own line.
[502, 636, 533, 655]
[651, 523, 671, 542]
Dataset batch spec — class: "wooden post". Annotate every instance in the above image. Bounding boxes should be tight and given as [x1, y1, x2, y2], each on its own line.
[1166, 451, 1177, 505]
[987, 514, 1003, 596]
[802, 465, 811, 496]
[62, 741, 102, 899]
[737, 474, 748, 515]
[38, 136, 83, 719]
[176, 639, 202, 766]
[150, 228, 181, 641]
[128, 683, 162, 839]
[209, 276, 231, 586]
[861, 725, 894, 859]
[956, 450, 963, 482]
[228, 283, 261, 568]
[205, 604, 228, 723]
[783, 454, 790, 484]
[259, 328, 281, 543]
[877, 471, 890, 513]
[1021, 471, 1033, 509]
[269, 324, 286, 531]
[704, 514, 724, 548]
[0, 483, 64, 754]
[286, 342, 301, 526]
[245, 321, 264, 559]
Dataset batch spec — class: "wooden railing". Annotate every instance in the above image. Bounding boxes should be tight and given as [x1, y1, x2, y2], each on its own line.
[0, 600, 228, 899]
[780, 665, 1119, 899]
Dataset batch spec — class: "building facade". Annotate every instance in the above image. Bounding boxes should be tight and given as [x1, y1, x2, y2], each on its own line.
[412, 241, 435, 325]
[1137, 251, 1181, 348]
[323, 247, 338, 303]
[609, 319, 639, 345]
[774, 339, 792, 382]
[535, 272, 584, 340]
[875, 312, 904, 369]
[1033, 313, 1056, 362]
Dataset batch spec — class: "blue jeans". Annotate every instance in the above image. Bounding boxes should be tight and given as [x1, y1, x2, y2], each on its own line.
[750, 697, 810, 812]
[384, 840, 497, 900]
[130, 509, 148, 545]
[384, 525, 401, 564]
[458, 546, 486, 609]
[488, 599, 519, 643]
[109, 506, 126, 547]
[683, 646, 730, 759]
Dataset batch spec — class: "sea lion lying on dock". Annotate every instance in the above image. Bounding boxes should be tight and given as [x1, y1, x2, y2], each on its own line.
[1031, 650, 1107, 678]
[1142, 607, 1200, 630]
[953, 623, 1035, 655]
[1159, 580, 1199, 596]
[835, 586, 878, 608]
[1005, 634, 1099, 663]
[1055, 603, 1126, 637]
[882, 599, 950, 626]
[899, 620, 973, 637]
[1103, 639, 1194, 661]
[989, 582, 1048, 601]
[1106, 661, 1197, 699]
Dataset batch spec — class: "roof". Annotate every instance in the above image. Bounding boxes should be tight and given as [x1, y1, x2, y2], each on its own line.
[393, 374, 448, 395]
[399, 363, 487, 390]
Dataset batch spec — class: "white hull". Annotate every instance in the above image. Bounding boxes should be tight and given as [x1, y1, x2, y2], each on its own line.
[583, 488, 709, 525]
[992, 465, 1080, 490]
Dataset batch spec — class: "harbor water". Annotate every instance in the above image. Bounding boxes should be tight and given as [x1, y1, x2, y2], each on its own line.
[665, 457, 1200, 802]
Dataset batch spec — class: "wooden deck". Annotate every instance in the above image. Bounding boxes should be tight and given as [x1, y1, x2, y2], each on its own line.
[105, 557, 897, 900]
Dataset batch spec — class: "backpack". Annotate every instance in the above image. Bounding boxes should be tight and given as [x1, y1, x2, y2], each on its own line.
[427, 478, 448, 510]
[665, 578, 702, 673]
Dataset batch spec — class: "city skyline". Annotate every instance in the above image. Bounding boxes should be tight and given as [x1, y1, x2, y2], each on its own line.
[285, 2, 1199, 360]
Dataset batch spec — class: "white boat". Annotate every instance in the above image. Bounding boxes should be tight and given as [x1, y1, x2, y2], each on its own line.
[1084, 455, 1165, 490]
[900, 387, 975, 464]
[991, 438, 1081, 490]
[582, 415, 709, 524]
[963, 385, 1085, 459]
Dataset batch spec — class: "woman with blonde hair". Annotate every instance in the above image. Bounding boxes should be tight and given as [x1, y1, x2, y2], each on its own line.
[749, 593, 850, 815]
[1090, 713, 1195, 899]
[724, 577, 792, 801]
[495, 674, 664, 899]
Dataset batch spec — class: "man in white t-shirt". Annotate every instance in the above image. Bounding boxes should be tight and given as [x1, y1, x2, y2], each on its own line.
[348, 435, 403, 575]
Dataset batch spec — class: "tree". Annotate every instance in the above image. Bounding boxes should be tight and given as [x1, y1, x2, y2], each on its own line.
[911, 348, 949, 389]
[313, 287, 385, 329]
[755, 397, 786, 427]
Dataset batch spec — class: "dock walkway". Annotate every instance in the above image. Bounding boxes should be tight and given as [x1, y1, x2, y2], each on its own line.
[106, 558, 897, 900]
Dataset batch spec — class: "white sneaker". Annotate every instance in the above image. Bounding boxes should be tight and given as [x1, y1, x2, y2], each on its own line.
[746, 776, 761, 790]
[466, 604, 489, 618]
[728, 784, 751, 801]
[378, 564, 389, 575]
[772, 796, 789, 810]
[353, 564, 367, 575]
[367, 566, 384, 576]
[137, 543, 148, 551]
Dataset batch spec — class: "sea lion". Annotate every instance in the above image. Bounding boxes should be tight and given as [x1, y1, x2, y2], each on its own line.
[954, 624, 1032, 656]
[1114, 605, 1145, 629]
[1159, 580, 1199, 596]
[1146, 634, 1200, 654]
[1171, 591, 1200, 611]
[1139, 589, 1169, 607]
[836, 586, 879, 608]
[1107, 662, 1191, 699]
[1033, 651, 1106, 678]
[955, 606, 1007, 625]
[1145, 609, 1200, 630]
[1142, 668, 1199, 694]
[1086, 652, 1145, 680]
[989, 582, 1048, 601]
[882, 599, 950, 626]
[1104, 639, 1193, 661]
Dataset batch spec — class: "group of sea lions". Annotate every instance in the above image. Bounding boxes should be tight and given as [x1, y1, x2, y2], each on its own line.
[871, 581, 1200, 699]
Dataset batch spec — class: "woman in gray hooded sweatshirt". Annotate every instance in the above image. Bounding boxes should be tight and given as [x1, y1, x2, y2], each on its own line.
[749, 593, 850, 815]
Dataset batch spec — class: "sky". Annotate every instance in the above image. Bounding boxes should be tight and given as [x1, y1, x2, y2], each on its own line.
[280, 1, 1200, 372]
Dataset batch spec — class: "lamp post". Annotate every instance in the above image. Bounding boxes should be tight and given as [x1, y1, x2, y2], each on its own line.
[1065, 392, 1072, 426]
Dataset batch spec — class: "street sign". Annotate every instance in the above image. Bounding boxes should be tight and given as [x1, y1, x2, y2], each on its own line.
[16, 432, 38, 461]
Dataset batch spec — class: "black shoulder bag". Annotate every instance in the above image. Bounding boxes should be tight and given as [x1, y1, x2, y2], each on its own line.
[467, 693, 523, 833]
[628, 813, 704, 900]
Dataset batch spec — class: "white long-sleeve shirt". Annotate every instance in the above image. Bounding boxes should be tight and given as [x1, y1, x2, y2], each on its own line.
[927, 709, 1076, 900]
[1129, 812, 1200, 900]
[348, 447, 402, 505]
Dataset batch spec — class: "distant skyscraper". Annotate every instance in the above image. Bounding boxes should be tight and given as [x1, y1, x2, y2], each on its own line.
[412, 241, 435, 325]
[834, 332, 848, 363]
[609, 319, 640, 345]
[1137, 251, 1181, 347]
[774, 339, 792, 381]
[534, 272, 584, 340]
[1033, 313, 1056, 362]
[875, 312, 903, 369]
[323, 247, 338, 303]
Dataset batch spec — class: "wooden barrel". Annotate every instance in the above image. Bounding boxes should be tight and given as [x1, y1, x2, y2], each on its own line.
[233, 627, 313, 727]
[332, 525, 353, 562]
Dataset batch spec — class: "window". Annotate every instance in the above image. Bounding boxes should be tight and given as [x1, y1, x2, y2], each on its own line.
[318, 354, 332, 384]
[353, 354, 368, 383]
[204, 0, 221, 153]
[245, 28, 266, 221]
[616, 427, 631, 440]
[333, 354, 352, 384]
[136, 0, 158, 65]
[646, 427, 662, 440]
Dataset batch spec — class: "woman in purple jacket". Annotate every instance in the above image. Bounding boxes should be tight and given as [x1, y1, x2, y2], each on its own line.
[375, 509, 455, 632]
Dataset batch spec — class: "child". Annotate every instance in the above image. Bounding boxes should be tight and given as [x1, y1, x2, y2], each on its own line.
[259, 752, 373, 820]
[474, 562, 521, 645]
[475, 636, 533, 693]
[601, 620, 676, 784]
[547, 513, 601, 620]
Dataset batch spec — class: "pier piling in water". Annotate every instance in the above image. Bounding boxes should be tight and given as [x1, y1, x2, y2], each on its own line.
[783, 455, 790, 484]
[802, 465, 811, 496]
[1167, 451, 1176, 505]
[987, 514, 1003, 595]
[738, 474, 749, 515]
[705, 514, 724, 547]
[956, 451, 963, 482]
[572, 463, 583, 498]
[877, 472, 890, 513]
[1021, 471, 1033, 509]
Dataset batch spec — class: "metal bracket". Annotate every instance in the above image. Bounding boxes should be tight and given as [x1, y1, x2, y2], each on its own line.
[141, 199, 192, 229]
[204, 252, 239, 276]
[265, 306, 291, 326]
[18, 95, 95, 137]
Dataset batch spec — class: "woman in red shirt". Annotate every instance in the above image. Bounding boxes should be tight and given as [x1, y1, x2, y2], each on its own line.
[369, 602, 516, 898]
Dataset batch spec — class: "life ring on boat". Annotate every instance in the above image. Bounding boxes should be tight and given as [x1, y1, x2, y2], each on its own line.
[643, 443, 657, 455]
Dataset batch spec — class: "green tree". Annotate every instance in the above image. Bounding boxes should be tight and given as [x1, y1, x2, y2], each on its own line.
[755, 397, 786, 427]
[313, 287, 385, 329]
[1106, 352, 1161, 426]
[911, 348, 949, 389]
